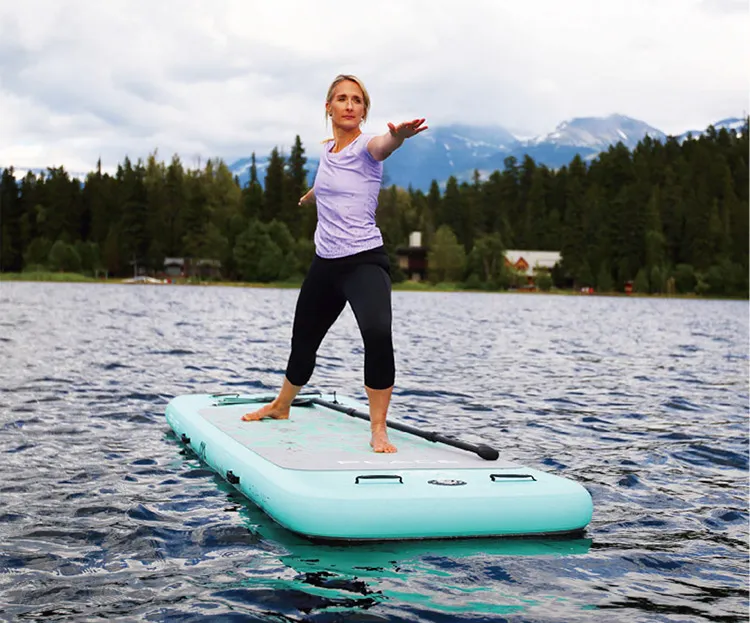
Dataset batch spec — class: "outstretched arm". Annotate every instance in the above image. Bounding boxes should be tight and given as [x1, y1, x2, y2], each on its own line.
[367, 118, 428, 162]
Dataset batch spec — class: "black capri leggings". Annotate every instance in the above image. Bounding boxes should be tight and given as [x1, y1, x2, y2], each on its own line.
[285, 246, 395, 390]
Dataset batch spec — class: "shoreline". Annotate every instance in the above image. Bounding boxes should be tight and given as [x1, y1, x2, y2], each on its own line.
[1, 272, 747, 301]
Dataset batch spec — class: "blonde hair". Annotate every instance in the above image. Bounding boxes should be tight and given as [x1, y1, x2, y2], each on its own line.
[325, 74, 371, 123]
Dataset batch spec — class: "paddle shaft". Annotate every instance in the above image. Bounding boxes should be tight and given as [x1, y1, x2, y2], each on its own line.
[310, 396, 499, 461]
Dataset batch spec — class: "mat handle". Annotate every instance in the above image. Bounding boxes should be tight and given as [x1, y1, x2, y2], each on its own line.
[490, 473, 536, 482]
[226, 470, 240, 485]
[355, 474, 403, 484]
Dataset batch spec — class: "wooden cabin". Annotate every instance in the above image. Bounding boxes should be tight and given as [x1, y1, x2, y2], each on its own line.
[504, 250, 561, 286]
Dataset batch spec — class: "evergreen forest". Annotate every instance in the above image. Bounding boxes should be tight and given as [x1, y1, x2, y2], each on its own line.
[1, 121, 747, 297]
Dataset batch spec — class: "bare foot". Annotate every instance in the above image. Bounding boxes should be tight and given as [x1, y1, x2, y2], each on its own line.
[241, 402, 290, 422]
[370, 428, 397, 453]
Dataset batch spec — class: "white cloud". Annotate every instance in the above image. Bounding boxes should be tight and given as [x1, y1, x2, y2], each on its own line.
[699, 0, 747, 14]
[0, 0, 746, 172]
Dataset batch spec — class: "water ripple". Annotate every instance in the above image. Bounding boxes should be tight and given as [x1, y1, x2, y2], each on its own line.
[0, 282, 747, 622]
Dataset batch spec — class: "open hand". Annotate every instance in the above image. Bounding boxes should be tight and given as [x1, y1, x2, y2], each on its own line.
[298, 188, 315, 206]
[388, 118, 428, 140]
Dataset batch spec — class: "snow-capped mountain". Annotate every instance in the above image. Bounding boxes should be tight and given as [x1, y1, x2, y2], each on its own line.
[530, 114, 665, 150]
[229, 114, 696, 190]
[477, 114, 666, 175]
[676, 117, 745, 143]
[224, 156, 270, 183]
[381, 124, 518, 190]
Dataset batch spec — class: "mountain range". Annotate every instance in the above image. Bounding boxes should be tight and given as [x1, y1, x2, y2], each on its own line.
[5, 115, 745, 192]
[228, 114, 745, 192]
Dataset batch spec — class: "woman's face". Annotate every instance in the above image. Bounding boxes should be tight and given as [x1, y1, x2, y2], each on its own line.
[327, 80, 366, 131]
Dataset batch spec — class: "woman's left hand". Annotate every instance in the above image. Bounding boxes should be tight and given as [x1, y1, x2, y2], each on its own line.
[388, 118, 428, 140]
[368, 118, 429, 161]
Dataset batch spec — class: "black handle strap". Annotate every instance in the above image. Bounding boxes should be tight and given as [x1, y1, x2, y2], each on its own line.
[226, 470, 240, 485]
[355, 474, 403, 484]
[490, 473, 536, 482]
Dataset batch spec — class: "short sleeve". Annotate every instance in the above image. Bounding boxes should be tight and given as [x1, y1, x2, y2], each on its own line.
[362, 134, 381, 164]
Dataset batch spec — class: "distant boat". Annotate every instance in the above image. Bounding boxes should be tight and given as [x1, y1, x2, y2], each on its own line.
[122, 276, 167, 285]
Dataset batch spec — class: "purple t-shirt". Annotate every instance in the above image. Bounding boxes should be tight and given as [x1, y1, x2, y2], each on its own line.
[313, 133, 384, 259]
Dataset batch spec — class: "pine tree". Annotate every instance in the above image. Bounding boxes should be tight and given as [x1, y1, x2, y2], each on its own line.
[118, 159, 150, 274]
[241, 153, 264, 224]
[460, 170, 483, 252]
[659, 165, 685, 265]
[524, 166, 547, 249]
[423, 180, 442, 245]
[181, 168, 212, 260]
[163, 155, 187, 256]
[18, 172, 43, 259]
[144, 153, 167, 271]
[211, 160, 243, 274]
[440, 177, 462, 247]
[498, 157, 520, 247]
[82, 159, 111, 248]
[560, 156, 587, 285]
[478, 171, 501, 239]
[516, 156, 537, 247]
[0, 168, 22, 271]
[719, 162, 746, 268]
[285, 135, 309, 239]
[263, 147, 285, 223]
[684, 178, 713, 271]
[38, 167, 82, 243]
[644, 187, 665, 269]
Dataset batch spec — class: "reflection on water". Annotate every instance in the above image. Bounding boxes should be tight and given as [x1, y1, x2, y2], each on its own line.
[0, 282, 747, 622]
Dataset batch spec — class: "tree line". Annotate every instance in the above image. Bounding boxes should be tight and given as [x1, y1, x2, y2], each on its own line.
[0, 120, 747, 296]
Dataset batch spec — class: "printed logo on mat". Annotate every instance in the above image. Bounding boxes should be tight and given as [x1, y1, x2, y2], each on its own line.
[428, 479, 466, 486]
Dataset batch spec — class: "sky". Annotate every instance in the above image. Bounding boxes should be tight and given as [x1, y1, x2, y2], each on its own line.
[0, 0, 747, 174]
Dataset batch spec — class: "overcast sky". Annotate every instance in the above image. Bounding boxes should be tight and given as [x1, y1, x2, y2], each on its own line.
[0, 0, 747, 173]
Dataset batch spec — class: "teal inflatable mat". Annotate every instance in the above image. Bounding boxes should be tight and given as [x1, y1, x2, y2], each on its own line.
[165, 391, 593, 541]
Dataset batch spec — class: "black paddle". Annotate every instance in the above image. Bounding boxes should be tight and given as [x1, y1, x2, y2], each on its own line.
[309, 395, 499, 461]
[219, 392, 499, 461]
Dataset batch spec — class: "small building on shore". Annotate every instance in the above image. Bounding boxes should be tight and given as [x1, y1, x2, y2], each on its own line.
[163, 257, 222, 280]
[164, 257, 185, 278]
[504, 250, 561, 286]
[396, 231, 428, 281]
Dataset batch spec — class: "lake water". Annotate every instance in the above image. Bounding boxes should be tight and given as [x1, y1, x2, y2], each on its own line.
[0, 282, 747, 622]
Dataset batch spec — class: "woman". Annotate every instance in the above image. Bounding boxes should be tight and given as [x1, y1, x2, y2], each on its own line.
[241, 74, 427, 454]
